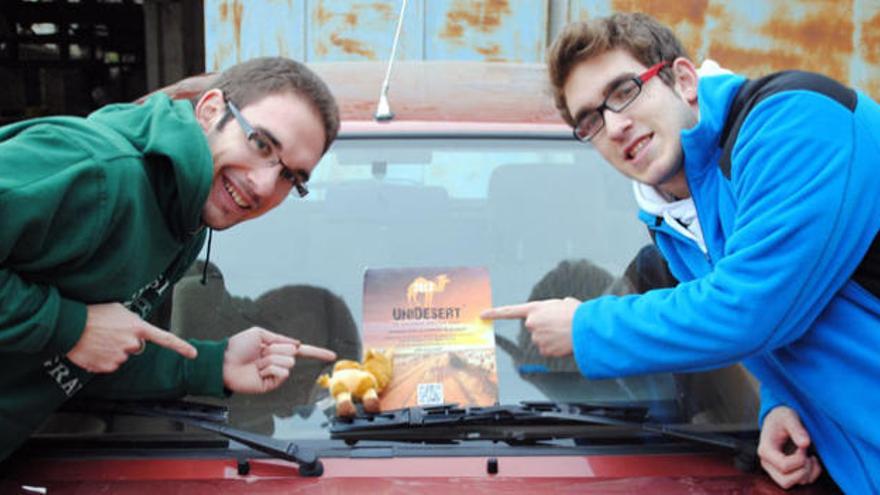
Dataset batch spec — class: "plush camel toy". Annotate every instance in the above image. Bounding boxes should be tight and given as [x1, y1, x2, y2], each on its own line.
[317, 349, 393, 417]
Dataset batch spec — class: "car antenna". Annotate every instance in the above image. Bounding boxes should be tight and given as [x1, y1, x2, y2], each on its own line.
[374, 0, 407, 122]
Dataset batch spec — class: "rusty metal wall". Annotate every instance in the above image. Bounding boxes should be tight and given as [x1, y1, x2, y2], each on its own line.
[205, 0, 880, 97]
[205, 0, 547, 68]
[572, 0, 880, 101]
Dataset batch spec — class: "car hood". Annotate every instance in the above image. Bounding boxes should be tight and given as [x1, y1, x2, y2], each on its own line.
[6, 454, 825, 494]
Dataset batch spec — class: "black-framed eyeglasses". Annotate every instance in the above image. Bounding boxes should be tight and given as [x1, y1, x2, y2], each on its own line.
[572, 61, 669, 143]
[224, 97, 309, 198]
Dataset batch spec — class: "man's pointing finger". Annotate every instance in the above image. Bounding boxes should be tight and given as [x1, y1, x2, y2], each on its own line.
[480, 303, 536, 320]
[295, 344, 337, 362]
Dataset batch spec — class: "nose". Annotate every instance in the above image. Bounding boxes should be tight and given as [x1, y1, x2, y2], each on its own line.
[247, 163, 281, 200]
[603, 109, 632, 141]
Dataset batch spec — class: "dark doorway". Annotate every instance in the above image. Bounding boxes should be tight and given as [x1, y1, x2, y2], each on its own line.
[0, 0, 204, 125]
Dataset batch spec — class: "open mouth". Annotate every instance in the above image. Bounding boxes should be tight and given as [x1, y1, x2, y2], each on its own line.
[626, 133, 653, 160]
[223, 178, 251, 209]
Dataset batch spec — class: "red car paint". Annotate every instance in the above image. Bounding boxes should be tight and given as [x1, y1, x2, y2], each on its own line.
[6, 454, 823, 494]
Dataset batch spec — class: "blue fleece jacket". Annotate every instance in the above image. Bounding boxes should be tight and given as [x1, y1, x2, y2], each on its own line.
[571, 73, 880, 493]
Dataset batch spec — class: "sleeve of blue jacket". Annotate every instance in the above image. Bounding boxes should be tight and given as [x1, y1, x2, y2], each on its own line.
[572, 90, 872, 378]
[758, 383, 782, 426]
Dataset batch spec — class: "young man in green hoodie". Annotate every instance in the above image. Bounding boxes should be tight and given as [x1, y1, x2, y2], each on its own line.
[0, 57, 340, 460]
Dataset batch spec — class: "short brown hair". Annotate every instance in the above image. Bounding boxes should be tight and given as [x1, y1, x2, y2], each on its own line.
[547, 13, 689, 126]
[211, 57, 340, 154]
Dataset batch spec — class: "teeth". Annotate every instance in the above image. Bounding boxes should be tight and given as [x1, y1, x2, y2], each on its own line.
[628, 136, 649, 159]
[223, 179, 249, 208]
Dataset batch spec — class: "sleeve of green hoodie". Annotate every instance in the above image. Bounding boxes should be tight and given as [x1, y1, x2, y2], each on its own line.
[1, 96, 225, 399]
[0, 122, 98, 355]
[79, 339, 230, 399]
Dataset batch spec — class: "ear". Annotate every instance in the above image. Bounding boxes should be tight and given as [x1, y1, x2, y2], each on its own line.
[671, 57, 699, 105]
[194, 88, 225, 132]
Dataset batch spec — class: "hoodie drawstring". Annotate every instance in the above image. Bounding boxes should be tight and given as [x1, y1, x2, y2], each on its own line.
[201, 228, 213, 285]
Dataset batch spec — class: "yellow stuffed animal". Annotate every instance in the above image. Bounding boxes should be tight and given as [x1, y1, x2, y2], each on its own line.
[317, 349, 393, 417]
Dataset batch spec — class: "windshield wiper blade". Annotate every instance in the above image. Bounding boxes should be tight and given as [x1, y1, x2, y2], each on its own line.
[61, 400, 323, 477]
[179, 417, 323, 476]
[524, 402, 745, 450]
[531, 401, 759, 471]
[330, 401, 647, 442]
[330, 401, 757, 468]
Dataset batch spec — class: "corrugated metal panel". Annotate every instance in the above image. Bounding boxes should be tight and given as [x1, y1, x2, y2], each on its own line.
[206, 0, 547, 67]
[571, 0, 880, 97]
[205, 0, 307, 72]
[205, 0, 880, 98]
[307, 0, 423, 61]
[424, 0, 549, 62]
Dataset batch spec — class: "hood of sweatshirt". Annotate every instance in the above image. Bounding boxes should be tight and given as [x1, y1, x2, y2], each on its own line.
[87, 93, 213, 239]
[633, 181, 707, 254]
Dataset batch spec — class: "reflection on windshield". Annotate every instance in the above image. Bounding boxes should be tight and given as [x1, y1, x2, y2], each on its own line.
[38, 137, 759, 442]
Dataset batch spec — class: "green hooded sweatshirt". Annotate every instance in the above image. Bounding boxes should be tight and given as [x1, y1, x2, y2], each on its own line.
[0, 93, 228, 460]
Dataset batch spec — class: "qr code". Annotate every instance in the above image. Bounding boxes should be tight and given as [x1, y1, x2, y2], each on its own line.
[417, 383, 444, 406]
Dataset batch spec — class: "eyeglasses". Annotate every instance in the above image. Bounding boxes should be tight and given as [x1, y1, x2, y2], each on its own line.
[572, 61, 669, 143]
[224, 97, 309, 198]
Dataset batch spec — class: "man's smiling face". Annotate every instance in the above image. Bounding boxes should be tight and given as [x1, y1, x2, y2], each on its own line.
[563, 49, 699, 198]
[196, 89, 326, 230]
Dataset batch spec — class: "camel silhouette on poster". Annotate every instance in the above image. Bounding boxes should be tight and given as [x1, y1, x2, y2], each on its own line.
[406, 274, 450, 307]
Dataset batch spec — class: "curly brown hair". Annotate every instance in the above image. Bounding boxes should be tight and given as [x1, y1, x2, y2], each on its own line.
[547, 13, 689, 127]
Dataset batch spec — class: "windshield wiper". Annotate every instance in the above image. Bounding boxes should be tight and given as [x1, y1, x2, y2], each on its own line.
[61, 400, 323, 477]
[330, 401, 646, 444]
[330, 401, 757, 470]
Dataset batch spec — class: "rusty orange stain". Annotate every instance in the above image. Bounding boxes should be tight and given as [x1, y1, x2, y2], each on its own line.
[760, 3, 853, 54]
[212, 44, 231, 72]
[612, 0, 708, 25]
[860, 11, 880, 64]
[345, 12, 358, 27]
[315, 40, 328, 57]
[443, 22, 464, 39]
[232, 0, 244, 61]
[476, 44, 501, 58]
[706, 44, 803, 77]
[863, 79, 880, 101]
[330, 33, 375, 59]
[440, 0, 512, 40]
[612, 0, 708, 59]
[276, 32, 288, 57]
[372, 1, 394, 21]
[219, 1, 228, 22]
[754, 2, 852, 83]
[314, 2, 332, 25]
[700, 0, 856, 84]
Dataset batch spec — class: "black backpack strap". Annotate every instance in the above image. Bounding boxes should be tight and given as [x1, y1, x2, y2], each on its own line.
[718, 70, 856, 180]
[855, 233, 880, 297]
[718, 71, 879, 298]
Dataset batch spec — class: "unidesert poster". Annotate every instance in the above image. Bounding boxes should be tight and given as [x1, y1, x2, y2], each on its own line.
[363, 266, 498, 409]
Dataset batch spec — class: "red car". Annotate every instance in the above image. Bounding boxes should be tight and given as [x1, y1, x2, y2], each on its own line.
[1, 62, 826, 494]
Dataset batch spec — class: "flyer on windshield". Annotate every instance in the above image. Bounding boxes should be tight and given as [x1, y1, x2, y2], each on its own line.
[362, 266, 499, 410]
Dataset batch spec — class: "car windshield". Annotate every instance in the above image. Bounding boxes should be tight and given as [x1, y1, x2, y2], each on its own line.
[39, 134, 759, 444]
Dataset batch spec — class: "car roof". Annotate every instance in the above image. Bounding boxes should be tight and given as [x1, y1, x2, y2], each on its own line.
[309, 61, 566, 125]
[145, 61, 571, 136]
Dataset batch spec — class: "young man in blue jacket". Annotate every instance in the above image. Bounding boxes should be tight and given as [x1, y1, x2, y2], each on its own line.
[483, 13, 879, 492]
[0, 57, 339, 460]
